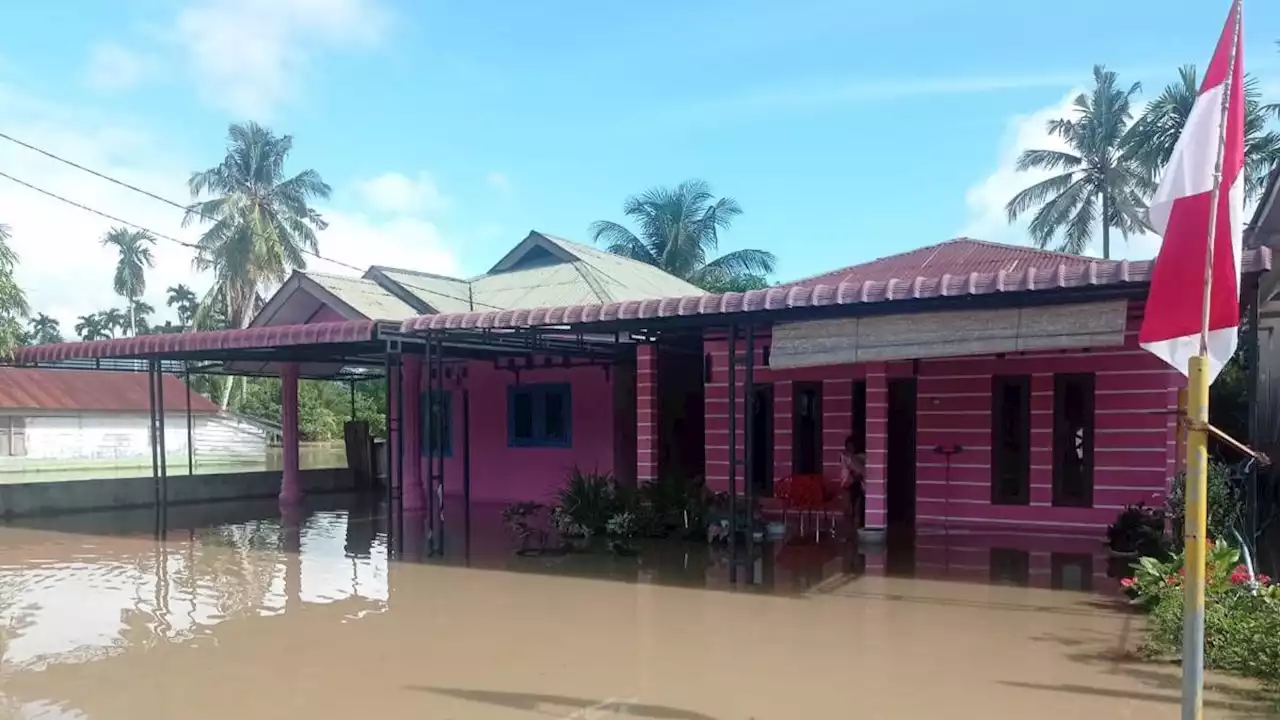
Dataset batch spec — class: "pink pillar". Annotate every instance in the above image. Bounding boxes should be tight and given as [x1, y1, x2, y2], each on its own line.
[402, 355, 425, 510]
[279, 362, 302, 504]
[863, 363, 888, 530]
[637, 344, 659, 484]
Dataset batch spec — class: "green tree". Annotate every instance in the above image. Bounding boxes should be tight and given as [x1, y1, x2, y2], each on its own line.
[166, 284, 200, 329]
[100, 227, 156, 336]
[74, 314, 110, 341]
[1006, 66, 1154, 259]
[589, 179, 775, 290]
[184, 123, 331, 407]
[99, 308, 128, 338]
[1125, 66, 1280, 202]
[0, 224, 30, 355]
[28, 313, 62, 345]
[130, 299, 154, 334]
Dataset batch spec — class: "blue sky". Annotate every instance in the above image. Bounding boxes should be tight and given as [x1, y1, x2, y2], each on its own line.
[0, 0, 1277, 327]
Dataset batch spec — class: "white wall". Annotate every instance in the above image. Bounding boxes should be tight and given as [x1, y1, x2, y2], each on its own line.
[14, 413, 267, 461]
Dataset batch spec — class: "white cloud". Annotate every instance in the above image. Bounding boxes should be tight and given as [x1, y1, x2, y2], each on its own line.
[173, 0, 388, 117]
[355, 172, 448, 215]
[83, 43, 154, 93]
[486, 171, 511, 196]
[0, 82, 461, 338]
[306, 213, 460, 277]
[960, 91, 1162, 260]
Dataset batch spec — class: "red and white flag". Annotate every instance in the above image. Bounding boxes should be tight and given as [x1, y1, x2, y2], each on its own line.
[1138, 0, 1245, 383]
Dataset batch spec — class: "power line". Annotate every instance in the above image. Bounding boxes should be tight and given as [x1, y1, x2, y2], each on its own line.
[0, 131, 187, 213]
[0, 170, 198, 250]
[0, 130, 366, 274]
[0, 136, 507, 312]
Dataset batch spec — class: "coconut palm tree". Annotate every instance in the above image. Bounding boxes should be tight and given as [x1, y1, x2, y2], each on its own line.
[166, 284, 200, 329]
[1005, 66, 1155, 259]
[0, 224, 30, 355]
[130, 299, 154, 334]
[100, 227, 156, 335]
[74, 314, 109, 341]
[28, 314, 61, 345]
[99, 308, 128, 338]
[184, 123, 331, 408]
[1125, 66, 1280, 202]
[589, 179, 775, 290]
[184, 123, 330, 332]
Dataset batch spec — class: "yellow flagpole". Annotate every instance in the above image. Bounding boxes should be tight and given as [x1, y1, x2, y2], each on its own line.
[1182, 3, 1241, 718]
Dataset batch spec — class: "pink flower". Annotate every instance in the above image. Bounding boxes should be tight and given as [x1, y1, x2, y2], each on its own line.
[1120, 577, 1135, 588]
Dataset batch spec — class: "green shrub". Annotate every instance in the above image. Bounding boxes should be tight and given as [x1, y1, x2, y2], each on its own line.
[1166, 460, 1244, 541]
[556, 468, 617, 534]
[1142, 585, 1280, 684]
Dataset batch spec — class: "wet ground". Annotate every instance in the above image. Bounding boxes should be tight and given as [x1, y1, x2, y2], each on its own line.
[0, 494, 1272, 719]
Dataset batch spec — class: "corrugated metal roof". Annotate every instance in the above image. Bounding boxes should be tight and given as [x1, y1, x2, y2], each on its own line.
[367, 269, 475, 314]
[0, 368, 219, 413]
[789, 238, 1114, 288]
[306, 273, 419, 320]
[12, 320, 377, 363]
[355, 232, 707, 314]
[402, 247, 1272, 332]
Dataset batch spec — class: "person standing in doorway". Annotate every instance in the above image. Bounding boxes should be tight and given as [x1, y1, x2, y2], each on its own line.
[839, 435, 866, 529]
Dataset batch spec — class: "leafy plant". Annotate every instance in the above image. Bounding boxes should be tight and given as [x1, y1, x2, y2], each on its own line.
[606, 511, 637, 539]
[1122, 539, 1255, 609]
[1106, 502, 1167, 557]
[556, 468, 617, 534]
[502, 502, 548, 552]
[1166, 460, 1244, 542]
[1141, 585, 1280, 687]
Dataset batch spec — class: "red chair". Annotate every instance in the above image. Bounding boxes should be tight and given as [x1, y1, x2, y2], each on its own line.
[777, 474, 845, 539]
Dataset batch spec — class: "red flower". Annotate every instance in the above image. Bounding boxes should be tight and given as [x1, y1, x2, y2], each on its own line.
[1180, 567, 1187, 576]
[1120, 577, 1135, 588]
[1260, 574, 1272, 585]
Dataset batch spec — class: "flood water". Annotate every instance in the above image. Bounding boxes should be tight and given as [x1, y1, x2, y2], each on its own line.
[0, 494, 1271, 719]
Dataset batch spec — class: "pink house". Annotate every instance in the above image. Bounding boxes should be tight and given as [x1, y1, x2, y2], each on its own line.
[11, 233, 1273, 537]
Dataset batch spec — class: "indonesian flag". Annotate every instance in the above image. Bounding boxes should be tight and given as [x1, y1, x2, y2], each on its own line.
[1138, 0, 1245, 384]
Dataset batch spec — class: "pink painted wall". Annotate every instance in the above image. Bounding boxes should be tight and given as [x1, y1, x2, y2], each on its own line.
[697, 299, 1182, 532]
[415, 360, 619, 504]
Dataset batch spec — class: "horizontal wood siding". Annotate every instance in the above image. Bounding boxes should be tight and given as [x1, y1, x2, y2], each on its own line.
[703, 299, 1181, 531]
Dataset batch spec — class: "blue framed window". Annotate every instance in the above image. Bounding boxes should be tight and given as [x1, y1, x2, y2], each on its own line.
[508, 383, 571, 447]
[421, 390, 452, 457]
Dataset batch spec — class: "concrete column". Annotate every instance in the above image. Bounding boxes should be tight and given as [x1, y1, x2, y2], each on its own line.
[863, 363, 888, 530]
[822, 379, 853, 480]
[402, 355, 425, 510]
[637, 344, 659, 484]
[279, 362, 302, 505]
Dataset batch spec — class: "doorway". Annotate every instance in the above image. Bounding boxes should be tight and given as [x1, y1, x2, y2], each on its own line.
[886, 378, 917, 527]
[749, 384, 774, 496]
[792, 381, 823, 475]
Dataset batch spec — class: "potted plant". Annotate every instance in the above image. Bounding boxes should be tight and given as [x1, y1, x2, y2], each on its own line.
[1106, 502, 1168, 558]
[606, 511, 639, 556]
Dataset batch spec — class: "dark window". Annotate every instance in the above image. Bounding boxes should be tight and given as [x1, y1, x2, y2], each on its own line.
[421, 391, 452, 457]
[508, 383, 572, 447]
[991, 375, 1031, 505]
[989, 547, 1031, 586]
[1053, 373, 1095, 507]
[703, 353, 713, 383]
[1051, 552, 1095, 591]
[792, 381, 823, 474]
[852, 381, 867, 454]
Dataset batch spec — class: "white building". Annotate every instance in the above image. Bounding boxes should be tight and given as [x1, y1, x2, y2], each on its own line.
[0, 368, 269, 465]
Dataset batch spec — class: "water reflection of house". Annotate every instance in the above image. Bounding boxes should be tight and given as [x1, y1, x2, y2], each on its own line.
[0, 368, 267, 463]
[11, 229, 1274, 535]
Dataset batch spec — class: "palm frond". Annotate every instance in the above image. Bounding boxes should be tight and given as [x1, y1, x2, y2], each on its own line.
[1005, 172, 1076, 222]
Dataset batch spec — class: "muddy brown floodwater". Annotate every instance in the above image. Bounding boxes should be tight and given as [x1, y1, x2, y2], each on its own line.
[0, 495, 1270, 719]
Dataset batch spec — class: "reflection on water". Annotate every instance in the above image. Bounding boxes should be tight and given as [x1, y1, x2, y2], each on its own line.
[0, 495, 1265, 719]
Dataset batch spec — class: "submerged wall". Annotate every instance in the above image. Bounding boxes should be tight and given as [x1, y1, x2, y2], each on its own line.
[410, 359, 621, 505]
[0, 467, 355, 517]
